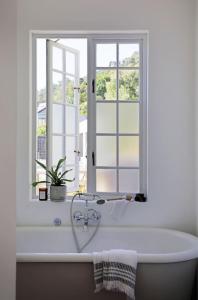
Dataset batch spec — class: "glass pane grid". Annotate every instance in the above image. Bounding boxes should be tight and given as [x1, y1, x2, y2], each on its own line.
[51, 69, 76, 80]
[95, 41, 141, 193]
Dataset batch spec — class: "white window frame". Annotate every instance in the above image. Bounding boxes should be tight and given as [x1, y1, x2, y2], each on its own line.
[46, 40, 80, 192]
[31, 31, 148, 199]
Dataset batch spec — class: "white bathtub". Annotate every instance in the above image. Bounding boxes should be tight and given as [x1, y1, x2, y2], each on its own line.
[16, 226, 198, 300]
[16, 226, 198, 263]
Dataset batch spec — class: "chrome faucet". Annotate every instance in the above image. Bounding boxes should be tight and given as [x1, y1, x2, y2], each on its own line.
[73, 198, 101, 230]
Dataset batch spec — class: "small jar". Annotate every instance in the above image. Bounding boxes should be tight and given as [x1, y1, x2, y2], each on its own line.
[39, 187, 48, 201]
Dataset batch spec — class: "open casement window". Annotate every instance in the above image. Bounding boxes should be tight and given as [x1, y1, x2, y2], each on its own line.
[33, 34, 147, 198]
[89, 39, 146, 194]
[47, 40, 80, 192]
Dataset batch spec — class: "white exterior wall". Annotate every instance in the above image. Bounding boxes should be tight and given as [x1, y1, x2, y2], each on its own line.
[17, 0, 196, 233]
[0, 0, 17, 299]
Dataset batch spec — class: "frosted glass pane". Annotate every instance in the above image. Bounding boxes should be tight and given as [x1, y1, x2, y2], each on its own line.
[119, 103, 139, 133]
[52, 72, 63, 103]
[97, 136, 116, 166]
[65, 168, 76, 192]
[119, 44, 139, 67]
[52, 46, 63, 71]
[66, 76, 74, 104]
[66, 106, 76, 135]
[96, 70, 117, 100]
[96, 169, 116, 192]
[53, 104, 63, 134]
[119, 70, 139, 100]
[66, 136, 75, 165]
[119, 169, 139, 192]
[52, 136, 63, 166]
[66, 52, 75, 75]
[97, 103, 116, 133]
[119, 136, 139, 167]
[96, 44, 116, 67]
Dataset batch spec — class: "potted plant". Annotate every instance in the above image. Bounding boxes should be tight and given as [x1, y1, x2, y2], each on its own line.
[32, 156, 74, 201]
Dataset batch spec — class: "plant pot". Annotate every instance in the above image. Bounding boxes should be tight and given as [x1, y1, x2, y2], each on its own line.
[50, 185, 66, 202]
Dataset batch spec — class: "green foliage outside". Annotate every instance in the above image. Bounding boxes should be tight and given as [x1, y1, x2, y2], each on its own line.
[37, 125, 46, 136]
[37, 52, 139, 116]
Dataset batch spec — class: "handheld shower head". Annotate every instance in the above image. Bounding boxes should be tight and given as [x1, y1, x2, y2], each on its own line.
[75, 192, 133, 205]
[96, 198, 106, 205]
[95, 193, 133, 204]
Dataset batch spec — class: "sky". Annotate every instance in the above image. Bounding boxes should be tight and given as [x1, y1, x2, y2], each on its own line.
[37, 38, 87, 91]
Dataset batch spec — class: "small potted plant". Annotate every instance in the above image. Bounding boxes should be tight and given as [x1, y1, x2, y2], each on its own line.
[32, 156, 74, 201]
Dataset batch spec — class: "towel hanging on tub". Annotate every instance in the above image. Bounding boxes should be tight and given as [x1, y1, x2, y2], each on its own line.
[93, 249, 137, 300]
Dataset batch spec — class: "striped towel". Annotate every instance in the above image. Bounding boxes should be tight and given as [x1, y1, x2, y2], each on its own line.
[93, 249, 137, 300]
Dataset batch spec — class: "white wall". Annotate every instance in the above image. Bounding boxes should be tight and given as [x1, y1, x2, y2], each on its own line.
[0, 0, 17, 299]
[196, 0, 198, 234]
[17, 0, 197, 233]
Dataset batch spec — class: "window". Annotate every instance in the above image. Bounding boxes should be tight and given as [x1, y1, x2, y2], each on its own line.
[32, 33, 147, 198]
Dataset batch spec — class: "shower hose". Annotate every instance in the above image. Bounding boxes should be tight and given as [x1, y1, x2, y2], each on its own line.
[70, 192, 101, 253]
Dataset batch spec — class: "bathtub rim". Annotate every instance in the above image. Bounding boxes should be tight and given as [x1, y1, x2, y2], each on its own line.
[16, 226, 198, 263]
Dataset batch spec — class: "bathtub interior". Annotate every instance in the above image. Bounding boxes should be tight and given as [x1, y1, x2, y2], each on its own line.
[16, 226, 198, 255]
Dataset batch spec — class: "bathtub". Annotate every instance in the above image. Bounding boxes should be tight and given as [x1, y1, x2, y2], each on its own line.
[16, 226, 198, 300]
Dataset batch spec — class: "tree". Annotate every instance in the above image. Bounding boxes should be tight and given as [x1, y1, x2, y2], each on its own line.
[37, 125, 46, 136]
[37, 51, 139, 115]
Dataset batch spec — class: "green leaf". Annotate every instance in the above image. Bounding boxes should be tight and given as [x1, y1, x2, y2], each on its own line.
[35, 159, 47, 171]
[55, 156, 66, 173]
[59, 169, 72, 179]
[62, 178, 75, 182]
[35, 160, 54, 179]
[32, 180, 50, 187]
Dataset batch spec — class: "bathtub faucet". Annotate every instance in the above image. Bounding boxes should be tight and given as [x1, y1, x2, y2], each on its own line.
[73, 198, 101, 230]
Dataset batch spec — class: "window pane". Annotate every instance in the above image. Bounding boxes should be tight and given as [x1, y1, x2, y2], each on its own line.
[97, 136, 116, 166]
[66, 76, 75, 104]
[52, 46, 63, 71]
[97, 103, 116, 133]
[36, 160, 47, 195]
[66, 136, 75, 165]
[96, 169, 116, 192]
[37, 136, 46, 161]
[119, 136, 139, 167]
[52, 136, 63, 166]
[119, 44, 139, 67]
[66, 106, 76, 135]
[52, 104, 63, 134]
[37, 39, 46, 102]
[96, 44, 116, 67]
[96, 70, 117, 100]
[52, 72, 63, 103]
[66, 51, 75, 75]
[36, 100, 46, 196]
[37, 103, 46, 147]
[119, 70, 139, 100]
[119, 169, 139, 192]
[65, 168, 76, 192]
[119, 103, 139, 134]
